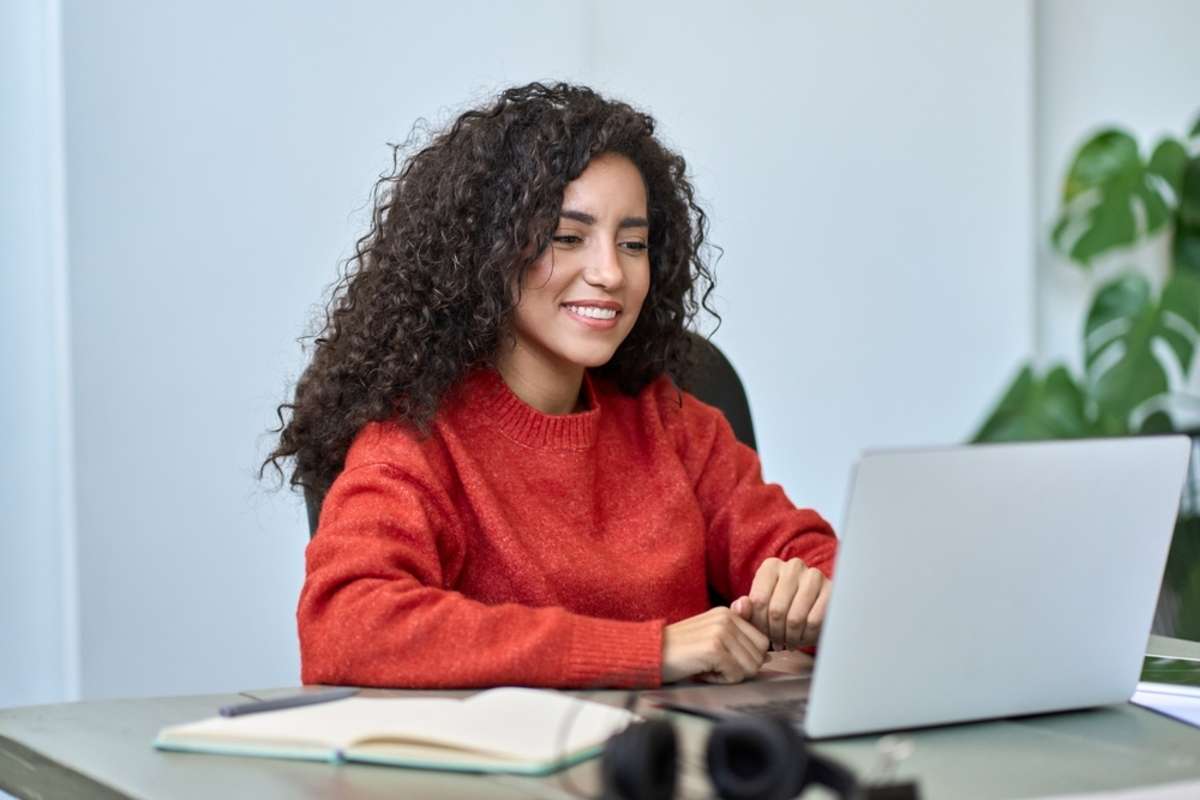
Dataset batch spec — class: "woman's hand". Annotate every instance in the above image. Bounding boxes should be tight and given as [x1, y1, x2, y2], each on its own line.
[661, 607, 770, 684]
[733, 557, 831, 649]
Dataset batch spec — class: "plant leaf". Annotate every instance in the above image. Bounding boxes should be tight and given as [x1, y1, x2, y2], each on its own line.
[1136, 180, 1172, 232]
[973, 365, 1038, 442]
[1094, 411, 1128, 437]
[1148, 138, 1188, 197]
[1176, 229, 1200, 278]
[1140, 137, 1184, 233]
[1063, 130, 1140, 200]
[1157, 273, 1200, 372]
[1070, 184, 1139, 264]
[1084, 274, 1174, 426]
[1041, 365, 1091, 437]
[1084, 273, 1152, 368]
[1139, 410, 1175, 434]
[972, 364, 1094, 442]
[1181, 157, 1200, 230]
[1053, 129, 1179, 265]
[1177, 154, 1200, 277]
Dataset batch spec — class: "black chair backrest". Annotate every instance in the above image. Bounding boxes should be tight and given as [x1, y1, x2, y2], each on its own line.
[679, 331, 757, 453]
[303, 332, 756, 538]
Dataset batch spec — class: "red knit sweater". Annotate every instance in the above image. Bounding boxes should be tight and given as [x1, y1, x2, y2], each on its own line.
[298, 367, 837, 689]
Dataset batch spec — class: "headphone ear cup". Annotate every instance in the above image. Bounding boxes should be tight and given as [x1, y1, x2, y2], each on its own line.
[600, 719, 679, 800]
[705, 716, 808, 800]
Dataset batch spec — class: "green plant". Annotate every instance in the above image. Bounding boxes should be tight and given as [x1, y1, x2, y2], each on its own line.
[975, 112, 1200, 441]
[974, 112, 1200, 640]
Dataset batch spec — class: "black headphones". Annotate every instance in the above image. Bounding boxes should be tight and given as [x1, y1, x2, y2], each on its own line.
[600, 714, 864, 800]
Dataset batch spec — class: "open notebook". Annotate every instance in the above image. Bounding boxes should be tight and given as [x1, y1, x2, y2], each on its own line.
[154, 687, 637, 776]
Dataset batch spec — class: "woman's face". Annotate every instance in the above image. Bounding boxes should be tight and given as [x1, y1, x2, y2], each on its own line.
[509, 153, 652, 376]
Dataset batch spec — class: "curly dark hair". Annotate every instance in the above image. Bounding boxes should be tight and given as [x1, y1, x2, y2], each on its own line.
[262, 81, 718, 497]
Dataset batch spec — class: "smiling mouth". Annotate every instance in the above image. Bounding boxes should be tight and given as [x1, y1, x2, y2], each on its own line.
[562, 304, 619, 321]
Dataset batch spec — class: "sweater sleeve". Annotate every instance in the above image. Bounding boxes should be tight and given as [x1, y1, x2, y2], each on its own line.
[664, 384, 839, 602]
[297, 460, 664, 689]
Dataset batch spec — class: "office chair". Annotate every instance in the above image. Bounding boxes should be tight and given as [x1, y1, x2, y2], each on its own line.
[304, 331, 757, 538]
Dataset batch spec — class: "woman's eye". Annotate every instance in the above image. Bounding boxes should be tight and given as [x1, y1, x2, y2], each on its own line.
[621, 241, 648, 252]
[552, 234, 582, 245]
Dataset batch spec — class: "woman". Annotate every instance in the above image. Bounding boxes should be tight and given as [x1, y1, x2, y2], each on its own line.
[264, 82, 837, 689]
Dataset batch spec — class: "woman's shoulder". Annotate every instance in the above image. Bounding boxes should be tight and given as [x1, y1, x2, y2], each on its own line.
[340, 368, 498, 477]
[341, 417, 454, 483]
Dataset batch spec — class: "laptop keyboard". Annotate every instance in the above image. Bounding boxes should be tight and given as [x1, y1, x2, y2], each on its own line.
[726, 696, 809, 720]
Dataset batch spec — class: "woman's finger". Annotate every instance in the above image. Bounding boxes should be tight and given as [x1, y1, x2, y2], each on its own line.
[722, 625, 764, 679]
[799, 579, 833, 646]
[748, 559, 781, 635]
[785, 570, 823, 648]
[767, 561, 802, 645]
[731, 610, 770, 653]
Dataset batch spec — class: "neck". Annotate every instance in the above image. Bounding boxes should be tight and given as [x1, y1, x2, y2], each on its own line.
[495, 341, 587, 415]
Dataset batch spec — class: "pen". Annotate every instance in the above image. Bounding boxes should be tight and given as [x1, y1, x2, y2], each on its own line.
[219, 687, 359, 717]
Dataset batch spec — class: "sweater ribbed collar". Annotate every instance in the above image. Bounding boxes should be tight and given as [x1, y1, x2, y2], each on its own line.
[457, 366, 601, 450]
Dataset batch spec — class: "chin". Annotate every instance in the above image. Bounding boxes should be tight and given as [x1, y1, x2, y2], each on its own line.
[568, 352, 619, 369]
[559, 343, 622, 369]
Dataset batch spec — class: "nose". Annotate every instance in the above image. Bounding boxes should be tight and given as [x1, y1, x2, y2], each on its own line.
[582, 240, 624, 291]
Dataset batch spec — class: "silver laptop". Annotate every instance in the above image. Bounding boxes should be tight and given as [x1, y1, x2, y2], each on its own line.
[645, 437, 1192, 739]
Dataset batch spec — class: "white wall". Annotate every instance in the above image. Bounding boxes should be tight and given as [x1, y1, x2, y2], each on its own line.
[8, 0, 1036, 702]
[1036, 0, 1200, 373]
[60, 0, 592, 699]
[0, 0, 77, 708]
[591, 1, 1035, 517]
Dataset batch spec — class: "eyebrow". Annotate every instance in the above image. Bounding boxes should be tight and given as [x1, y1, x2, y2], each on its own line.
[560, 208, 649, 230]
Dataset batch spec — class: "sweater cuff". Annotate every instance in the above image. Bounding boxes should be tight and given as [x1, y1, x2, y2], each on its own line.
[780, 539, 838, 580]
[562, 616, 664, 689]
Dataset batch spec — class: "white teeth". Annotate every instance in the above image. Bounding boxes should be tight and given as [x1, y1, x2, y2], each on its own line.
[565, 305, 617, 320]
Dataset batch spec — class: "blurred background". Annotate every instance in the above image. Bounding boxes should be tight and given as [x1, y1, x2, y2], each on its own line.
[3, 0, 1198, 708]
